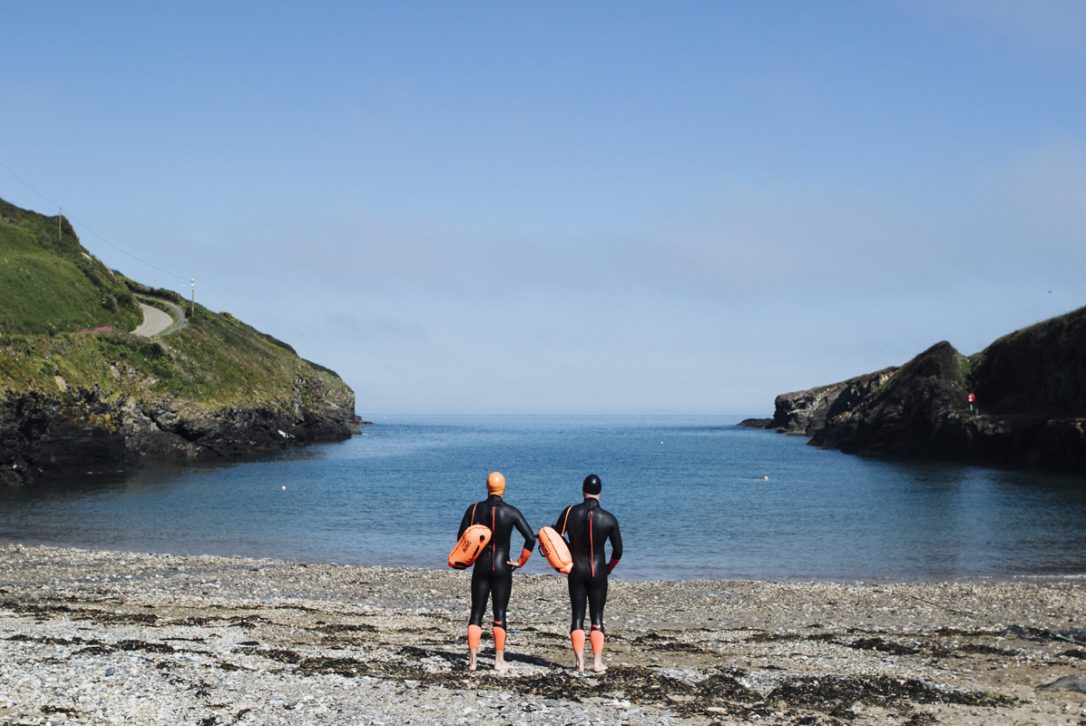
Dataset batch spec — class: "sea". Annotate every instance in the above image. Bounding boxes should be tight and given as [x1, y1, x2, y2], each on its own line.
[1, 414, 1084, 582]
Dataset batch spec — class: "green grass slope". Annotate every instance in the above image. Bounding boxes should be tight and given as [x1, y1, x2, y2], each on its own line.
[0, 199, 140, 334]
[0, 198, 353, 412]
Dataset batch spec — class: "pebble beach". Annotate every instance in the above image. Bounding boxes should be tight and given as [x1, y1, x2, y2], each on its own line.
[2, 544, 1085, 725]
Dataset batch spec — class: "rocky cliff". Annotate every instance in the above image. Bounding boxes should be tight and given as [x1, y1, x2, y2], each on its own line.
[1, 375, 358, 487]
[752, 306, 1086, 476]
[1, 198, 359, 486]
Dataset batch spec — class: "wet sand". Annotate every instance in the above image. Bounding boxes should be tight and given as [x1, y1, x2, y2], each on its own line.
[1, 544, 1085, 724]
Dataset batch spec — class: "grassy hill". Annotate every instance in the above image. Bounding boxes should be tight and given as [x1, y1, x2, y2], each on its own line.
[0, 198, 140, 335]
[0, 197, 357, 484]
[0, 197, 352, 408]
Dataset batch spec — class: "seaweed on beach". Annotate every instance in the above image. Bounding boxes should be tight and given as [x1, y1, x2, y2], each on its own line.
[172, 614, 270, 630]
[315, 622, 379, 645]
[1003, 625, 1086, 646]
[954, 643, 1019, 657]
[5, 633, 96, 647]
[70, 638, 193, 656]
[632, 632, 710, 653]
[747, 629, 837, 644]
[847, 637, 920, 656]
[1, 598, 159, 626]
[114, 639, 179, 654]
[765, 674, 1017, 712]
[240, 647, 304, 665]
[40, 705, 80, 717]
[314, 622, 377, 634]
[298, 656, 372, 678]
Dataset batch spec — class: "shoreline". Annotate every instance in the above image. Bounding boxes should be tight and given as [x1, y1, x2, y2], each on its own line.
[4, 536, 1085, 587]
[2, 544, 1085, 724]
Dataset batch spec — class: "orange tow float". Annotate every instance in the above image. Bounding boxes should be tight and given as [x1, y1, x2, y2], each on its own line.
[448, 524, 492, 569]
[537, 525, 573, 574]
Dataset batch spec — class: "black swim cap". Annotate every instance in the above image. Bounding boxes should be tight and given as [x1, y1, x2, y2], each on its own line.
[582, 474, 602, 495]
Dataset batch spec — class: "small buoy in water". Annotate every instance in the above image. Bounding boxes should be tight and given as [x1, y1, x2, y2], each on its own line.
[281, 485, 287, 491]
[660, 441, 664, 445]
[763, 475, 769, 481]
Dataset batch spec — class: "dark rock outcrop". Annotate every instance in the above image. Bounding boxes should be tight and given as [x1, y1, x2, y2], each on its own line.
[1, 378, 357, 487]
[763, 306, 1086, 476]
[770, 368, 897, 436]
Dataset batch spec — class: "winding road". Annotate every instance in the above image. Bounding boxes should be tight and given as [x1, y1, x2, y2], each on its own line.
[132, 298, 187, 338]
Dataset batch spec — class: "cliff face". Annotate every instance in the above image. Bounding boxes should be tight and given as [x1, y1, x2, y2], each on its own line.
[1, 381, 356, 486]
[971, 309, 1086, 416]
[762, 307, 1086, 476]
[1, 198, 359, 486]
[771, 368, 897, 436]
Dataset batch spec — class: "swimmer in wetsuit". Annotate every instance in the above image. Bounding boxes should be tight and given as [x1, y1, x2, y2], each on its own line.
[554, 473, 622, 673]
[457, 471, 535, 672]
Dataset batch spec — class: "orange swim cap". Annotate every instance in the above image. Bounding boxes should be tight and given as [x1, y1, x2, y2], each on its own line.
[487, 471, 506, 496]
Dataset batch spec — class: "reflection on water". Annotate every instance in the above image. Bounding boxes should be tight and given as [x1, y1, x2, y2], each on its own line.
[1, 415, 1083, 581]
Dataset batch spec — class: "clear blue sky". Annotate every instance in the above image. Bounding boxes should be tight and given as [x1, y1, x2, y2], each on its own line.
[4, 1, 1084, 414]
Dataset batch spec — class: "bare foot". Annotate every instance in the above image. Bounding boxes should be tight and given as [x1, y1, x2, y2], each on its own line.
[574, 651, 584, 672]
[494, 652, 509, 673]
[592, 656, 607, 674]
[468, 649, 478, 672]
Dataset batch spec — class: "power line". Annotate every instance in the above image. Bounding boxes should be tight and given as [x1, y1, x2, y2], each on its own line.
[0, 159, 192, 283]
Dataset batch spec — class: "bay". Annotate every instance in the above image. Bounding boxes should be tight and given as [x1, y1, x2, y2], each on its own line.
[1, 414, 1084, 581]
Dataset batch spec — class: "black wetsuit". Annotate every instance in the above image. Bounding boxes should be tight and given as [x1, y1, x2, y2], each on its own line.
[555, 499, 622, 632]
[458, 495, 535, 628]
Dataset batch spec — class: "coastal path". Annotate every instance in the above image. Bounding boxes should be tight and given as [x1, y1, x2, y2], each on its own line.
[132, 297, 187, 338]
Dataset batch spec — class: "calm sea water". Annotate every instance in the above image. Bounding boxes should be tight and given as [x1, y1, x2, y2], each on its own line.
[1, 415, 1084, 581]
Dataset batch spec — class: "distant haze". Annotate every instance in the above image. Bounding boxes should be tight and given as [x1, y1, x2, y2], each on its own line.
[4, 2, 1084, 414]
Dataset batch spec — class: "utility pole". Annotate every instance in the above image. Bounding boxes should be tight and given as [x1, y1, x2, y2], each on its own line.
[190, 279, 196, 319]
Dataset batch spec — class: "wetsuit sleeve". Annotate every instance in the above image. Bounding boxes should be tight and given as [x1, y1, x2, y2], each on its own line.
[457, 505, 473, 539]
[606, 517, 623, 573]
[554, 505, 573, 534]
[510, 508, 535, 567]
[515, 509, 536, 553]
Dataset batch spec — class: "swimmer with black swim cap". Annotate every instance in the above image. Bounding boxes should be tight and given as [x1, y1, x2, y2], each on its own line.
[554, 473, 623, 673]
[456, 471, 535, 672]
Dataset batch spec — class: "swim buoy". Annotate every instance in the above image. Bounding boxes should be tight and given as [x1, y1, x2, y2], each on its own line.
[538, 526, 573, 574]
[448, 524, 492, 569]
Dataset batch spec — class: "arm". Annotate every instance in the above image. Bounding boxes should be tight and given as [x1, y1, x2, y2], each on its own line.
[508, 508, 536, 568]
[457, 504, 473, 539]
[606, 518, 623, 574]
[553, 505, 573, 535]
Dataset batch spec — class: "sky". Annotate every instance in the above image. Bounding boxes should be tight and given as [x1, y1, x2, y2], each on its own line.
[3, 1, 1084, 415]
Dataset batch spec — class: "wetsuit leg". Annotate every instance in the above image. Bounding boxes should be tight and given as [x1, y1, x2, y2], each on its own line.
[587, 573, 608, 631]
[490, 569, 512, 628]
[468, 567, 491, 627]
[568, 571, 588, 632]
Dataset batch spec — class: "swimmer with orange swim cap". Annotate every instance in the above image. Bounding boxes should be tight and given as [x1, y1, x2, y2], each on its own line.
[554, 473, 623, 673]
[456, 471, 535, 672]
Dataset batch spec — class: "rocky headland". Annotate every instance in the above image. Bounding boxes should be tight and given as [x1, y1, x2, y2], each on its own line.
[745, 306, 1086, 476]
[0, 198, 359, 486]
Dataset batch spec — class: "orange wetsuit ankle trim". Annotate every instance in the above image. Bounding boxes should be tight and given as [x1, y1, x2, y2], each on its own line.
[467, 624, 482, 650]
[590, 625, 604, 654]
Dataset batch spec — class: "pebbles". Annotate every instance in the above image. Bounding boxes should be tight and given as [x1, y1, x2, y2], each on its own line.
[1, 544, 1084, 724]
